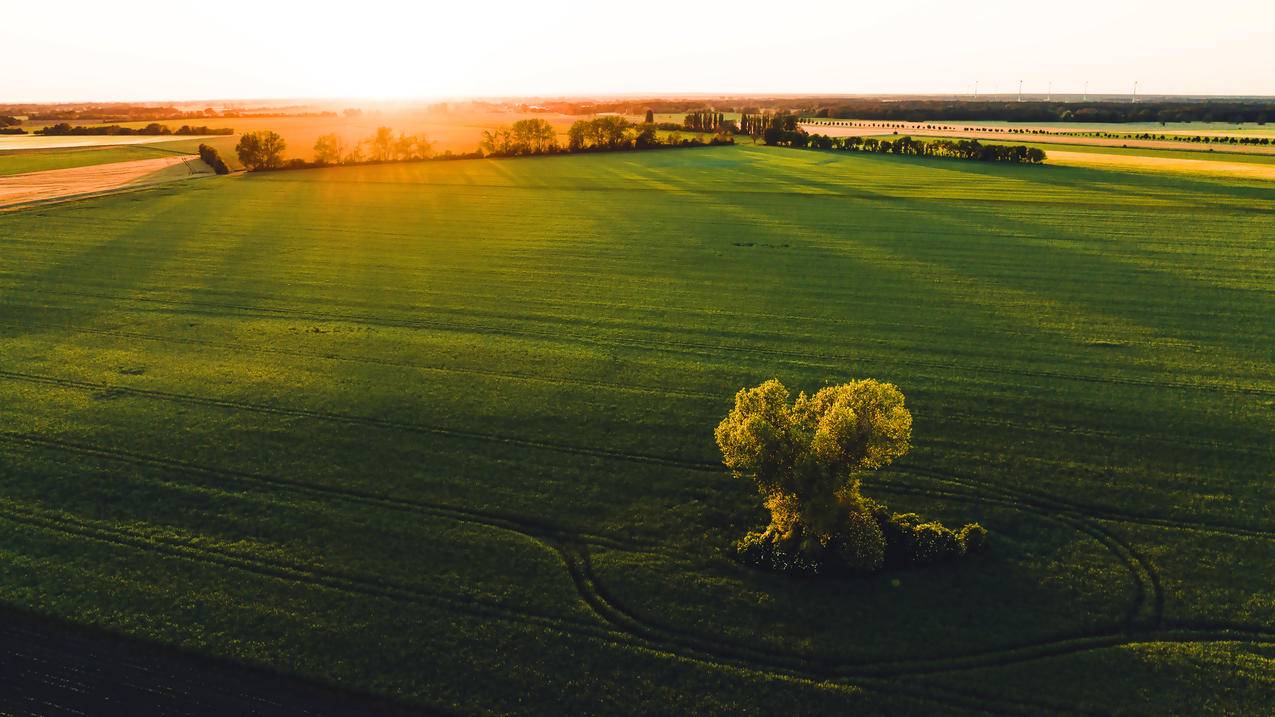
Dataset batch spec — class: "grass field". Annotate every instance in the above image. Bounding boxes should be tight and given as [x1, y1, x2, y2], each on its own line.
[1, 144, 1272, 714]
[0, 145, 197, 177]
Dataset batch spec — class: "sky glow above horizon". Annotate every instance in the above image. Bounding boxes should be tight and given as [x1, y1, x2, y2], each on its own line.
[5, 0, 1274, 103]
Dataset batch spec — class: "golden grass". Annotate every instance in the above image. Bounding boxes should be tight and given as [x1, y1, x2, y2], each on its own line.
[1047, 150, 1275, 181]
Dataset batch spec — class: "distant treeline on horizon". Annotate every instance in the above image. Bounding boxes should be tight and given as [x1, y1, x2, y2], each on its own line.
[34, 122, 234, 137]
[4, 97, 1274, 126]
[548, 99, 1275, 124]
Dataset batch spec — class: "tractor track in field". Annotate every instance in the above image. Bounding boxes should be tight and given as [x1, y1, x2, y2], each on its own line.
[6, 336, 1264, 466]
[0, 369, 709, 472]
[898, 465, 1275, 540]
[8, 316, 1272, 462]
[5, 253, 1268, 335]
[8, 313, 1274, 464]
[0, 431, 650, 553]
[4, 366, 1274, 542]
[3, 431, 1272, 714]
[0, 497, 625, 642]
[3, 317, 1263, 467]
[0, 435, 1048, 716]
[4, 287, 1274, 399]
[0, 445, 1090, 716]
[8, 312, 1275, 423]
[2, 366, 1271, 503]
[1, 429, 1162, 639]
[0, 318, 719, 401]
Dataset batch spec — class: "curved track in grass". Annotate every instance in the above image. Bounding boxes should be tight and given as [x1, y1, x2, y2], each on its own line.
[3, 425, 1270, 715]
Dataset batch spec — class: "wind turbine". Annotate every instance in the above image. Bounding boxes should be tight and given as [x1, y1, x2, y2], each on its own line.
[1018, 80, 1023, 102]
[1083, 81, 1089, 102]
[1047, 82, 1052, 102]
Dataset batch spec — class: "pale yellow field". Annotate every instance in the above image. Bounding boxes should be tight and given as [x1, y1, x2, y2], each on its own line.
[1045, 150, 1275, 181]
[802, 121, 1275, 156]
[0, 134, 221, 151]
[0, 155, 210, 209]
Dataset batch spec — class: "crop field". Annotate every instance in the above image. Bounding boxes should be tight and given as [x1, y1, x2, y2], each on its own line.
[0, 155, 210, 210]
[0, 144, 196, 177]
[1, 144, 1272, 714]
[897, 135, 1275, 181]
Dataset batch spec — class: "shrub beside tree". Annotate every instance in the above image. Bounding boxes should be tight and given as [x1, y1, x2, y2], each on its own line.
[716, 379, 987, 576]
[197, 144, 230, 174]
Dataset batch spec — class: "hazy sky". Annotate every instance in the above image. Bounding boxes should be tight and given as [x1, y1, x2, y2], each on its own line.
[6, 0, 1273, 102]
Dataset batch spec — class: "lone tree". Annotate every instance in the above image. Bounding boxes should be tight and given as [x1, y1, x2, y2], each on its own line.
[716, 379, 985, 575]
[235, 131, 286, 171]
[644, 109, 655, 124]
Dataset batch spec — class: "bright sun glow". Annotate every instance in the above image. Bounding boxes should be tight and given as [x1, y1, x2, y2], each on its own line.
[5, 0, 1275, 101]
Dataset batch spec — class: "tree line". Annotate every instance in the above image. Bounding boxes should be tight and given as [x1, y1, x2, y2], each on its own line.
[804, 119, 1275, 146]
[36, 123, 234, 136]
[809, 100, 1274, 124]
[484, 116, 733, 157]
[768, 128, 1046, 163]
[232, 116, 734, 173]
[683, 111, 727, 132]
[313, 127, 434, 165]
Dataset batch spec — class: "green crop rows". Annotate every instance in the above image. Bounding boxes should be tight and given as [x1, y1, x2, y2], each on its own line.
[1, 144, 1271, 714]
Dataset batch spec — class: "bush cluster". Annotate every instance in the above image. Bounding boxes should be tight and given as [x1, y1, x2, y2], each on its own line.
[197, 144, 230, 175]
[736, 501, 988, 576]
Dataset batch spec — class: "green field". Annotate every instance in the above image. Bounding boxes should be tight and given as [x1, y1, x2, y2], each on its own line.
[1, 145, 1272, 714]
[0, 144, 193, 176]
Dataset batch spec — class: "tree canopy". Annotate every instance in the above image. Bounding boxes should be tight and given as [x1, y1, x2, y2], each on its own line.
[235, 130, 287, 171]
[716, 379, 986, 575]
[716, 379, 912, 543]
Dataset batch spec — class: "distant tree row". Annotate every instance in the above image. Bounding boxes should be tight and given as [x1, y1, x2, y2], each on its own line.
[568, 116, 635, 151]
[769, 129, 1045, 163]
[0, 115, 20, 127]
[804, 119, 1275, 147]
[1106, 132, 1272, 146]
[234, 116, 734, 173]
[311, 126, 433, 165]
[740, 112, 798, 142]
[476, 116, 732, 157]
[683, 111, 725, 132]
[4, 103, 338, 123]
[808, 100, 1274, 125]
[35, 123, 233, 136]
[482, 119, 558, 156]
